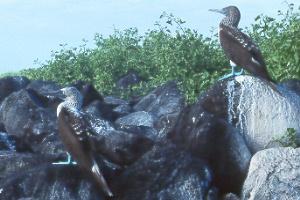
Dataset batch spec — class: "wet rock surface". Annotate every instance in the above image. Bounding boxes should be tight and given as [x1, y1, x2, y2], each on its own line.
[0, 76, 299, 199]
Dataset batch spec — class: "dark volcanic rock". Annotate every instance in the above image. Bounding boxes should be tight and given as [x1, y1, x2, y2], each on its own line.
[111, 143, 215, 200]
[170, 75, 300, 195]
[0, 123, 5, 132]
[91, 129, 154, 166]
[0, 132, 16, 151]
[115, 111, 154, 128]
[116, 125, 158, 142]
[104, 96, 129, 107]
[133, 81, 185, 139]
[4, 76, 298, 199]
[84, 100, 119, 122]
[0, 89, 57, 153]
[0, 152, 106, 200]
[169, 78, 251, 194]
[133, 81, 184, 118]
[72, 81, 104, 107]
[26, 88, 62, 109]
[197, 79, 229, 118]
[116, 70, 143, 89]
[26, 80, 61, 95]
[85, 112, 154, 166]
[279, 79, 300, 96]
[113, 104, 132, 117]
[0, 76, 30, 102]
[0, 151, 52, 179]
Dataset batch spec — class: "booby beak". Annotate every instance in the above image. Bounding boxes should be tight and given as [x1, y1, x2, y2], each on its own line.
[208, 8, 225, 15]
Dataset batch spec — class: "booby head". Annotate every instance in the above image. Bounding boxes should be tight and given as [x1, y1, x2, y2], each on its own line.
[57, 87, 83, 116]
[209, 6, 240, 27]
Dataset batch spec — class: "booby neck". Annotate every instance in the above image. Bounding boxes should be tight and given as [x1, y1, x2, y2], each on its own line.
[56, 87, 83, 117]
[220, 10, 240, 28]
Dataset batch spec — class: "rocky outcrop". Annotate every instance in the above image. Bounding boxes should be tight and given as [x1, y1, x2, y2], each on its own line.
[0, 76, 30, 103]
[0, 75, 300, 200]
[0, 152, 107, 200]
[242, 147, 300, 200]
[225, 76, 300, 153]
[134, 81, 185, 140]
[169, 80, 251, 194]
[111, 143, 216, 200]
[0, 89, 58, 153]
[115, 111, 154, 127]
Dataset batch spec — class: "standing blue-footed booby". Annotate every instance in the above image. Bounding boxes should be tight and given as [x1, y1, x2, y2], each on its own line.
[209, 6, 273, 82]
[54, 87, 113, 197]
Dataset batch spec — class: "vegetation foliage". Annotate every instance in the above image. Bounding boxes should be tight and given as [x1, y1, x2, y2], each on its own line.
[4, 4, 300, 102]
[274, 128, 299, 148]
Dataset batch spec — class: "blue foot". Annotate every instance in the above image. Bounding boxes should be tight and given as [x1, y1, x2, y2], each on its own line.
[53, 152, 77, 165]
[219, 68, 244, 80]
[234, 69, 244, 76]
[219, 72, 235, 80]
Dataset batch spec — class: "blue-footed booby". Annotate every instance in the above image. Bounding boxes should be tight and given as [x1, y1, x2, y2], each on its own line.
[54, 87, 113, 197]
[209, 6, 274, 82]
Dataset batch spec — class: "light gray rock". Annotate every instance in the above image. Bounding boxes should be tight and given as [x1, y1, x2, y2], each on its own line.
[242, 147, 300, 200]
[226, 75, 300, 153]
[115, 111, 154, 127]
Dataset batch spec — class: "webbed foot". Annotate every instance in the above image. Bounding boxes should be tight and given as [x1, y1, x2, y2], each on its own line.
[52, 152, 77, 165]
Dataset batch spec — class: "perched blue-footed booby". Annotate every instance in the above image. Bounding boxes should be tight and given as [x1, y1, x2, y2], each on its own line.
[209, 6, 274, 82]
[54, 87, 113, 197]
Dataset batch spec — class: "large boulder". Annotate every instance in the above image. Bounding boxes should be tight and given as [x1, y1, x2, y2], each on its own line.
[111, 143, 216, 200]
[0, 76, 30, 103]
[242, 147, 300, 200]
[0, 152, 106, 200]
[170, 75, 300, 193]
[225, 76, 300, 153]
[169, 99, 251, 194]
[0, 89, 58, 153]
[26, 80, 61, 96]
[133, 81, 185, 139]
[104, 96, 129, 107]
[84, 109, 154, 166]
[115, 111, 154, 128]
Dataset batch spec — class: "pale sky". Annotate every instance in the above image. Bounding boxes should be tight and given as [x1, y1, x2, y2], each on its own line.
[0, 0, 297, 73]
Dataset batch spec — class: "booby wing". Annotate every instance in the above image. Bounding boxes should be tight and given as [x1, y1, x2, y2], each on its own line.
[58, 108, 113, 197]
[219, 24, 272, 82]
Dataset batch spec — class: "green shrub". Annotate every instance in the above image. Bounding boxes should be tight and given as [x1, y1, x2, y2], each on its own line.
[7, 4, 299, 102]
[247, 3, 300, 81]
[273, 128, 299, 148]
